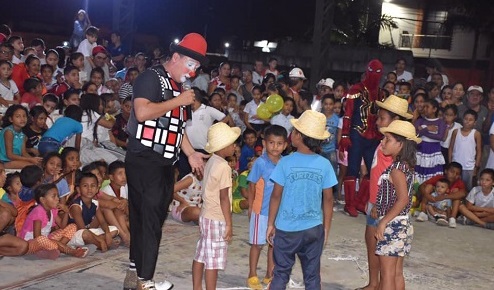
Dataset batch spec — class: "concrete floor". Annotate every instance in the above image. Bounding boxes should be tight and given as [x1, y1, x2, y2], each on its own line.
[1, 210, 493, 290]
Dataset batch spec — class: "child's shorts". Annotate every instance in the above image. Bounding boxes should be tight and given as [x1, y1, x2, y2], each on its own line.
[249, 213, 268, 245]
[375, 216, 413, 257]
[337, 150, 348, 166]
[194, 216, 228, 270]
[68, 226, 119, 247]
[171, 204, 185, 222]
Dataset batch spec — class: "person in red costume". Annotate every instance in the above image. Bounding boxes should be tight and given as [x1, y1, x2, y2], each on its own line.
[339, 59, 387, 217]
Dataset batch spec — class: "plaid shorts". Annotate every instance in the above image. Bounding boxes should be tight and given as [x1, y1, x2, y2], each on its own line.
[194, 216, 228, 270]
[376, 216, 413, 257]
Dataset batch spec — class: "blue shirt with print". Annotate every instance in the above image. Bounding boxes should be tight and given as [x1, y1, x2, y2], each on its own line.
[270, 152, 337, 232]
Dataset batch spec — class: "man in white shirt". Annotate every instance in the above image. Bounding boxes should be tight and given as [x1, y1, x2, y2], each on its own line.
[393, 58, 414, 85]
[252, 60, 264, 85]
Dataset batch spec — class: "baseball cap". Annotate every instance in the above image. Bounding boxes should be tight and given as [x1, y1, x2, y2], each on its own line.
[289, 68, 306, 80]
[467, 85, 483, 94]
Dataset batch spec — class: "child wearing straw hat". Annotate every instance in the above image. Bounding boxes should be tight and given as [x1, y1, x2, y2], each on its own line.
[266, 110, 337, 290]
[374, 120, 421, 290]
[356, 95, 413, 290]
[192, 122, 241, 290]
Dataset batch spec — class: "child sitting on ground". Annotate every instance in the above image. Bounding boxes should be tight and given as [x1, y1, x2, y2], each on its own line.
[231, 154, 251, 214]
[458, 168, 494, 229]
[101, 160, 130, 246]
[21, 183, 88, 259]
[20, 77, 43, 109]
[171, 167, 203, 224]
[0, 164, 17, 235]
[426, 178, 452, 226]
[0, 105, 43, 169]
[42, 152, 72, 204]
[192, 122, 240, 290]
[14, 165, 43, 234]
[68, 172, 119, 252]
[416, 162, 466, 228]
[23, 106, 48, 157]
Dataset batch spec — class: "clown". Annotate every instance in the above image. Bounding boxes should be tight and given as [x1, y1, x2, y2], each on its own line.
[339, 59, 387, 217]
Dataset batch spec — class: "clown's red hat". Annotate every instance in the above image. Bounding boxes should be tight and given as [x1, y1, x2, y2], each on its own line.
[169, 33, 208, 65]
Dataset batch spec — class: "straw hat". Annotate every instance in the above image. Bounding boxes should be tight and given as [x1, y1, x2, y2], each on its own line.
[379, 120, 422, 144]
[204, 122, 241, 153]
[290, 110, 330, 140]
[376, 95, 413, 120]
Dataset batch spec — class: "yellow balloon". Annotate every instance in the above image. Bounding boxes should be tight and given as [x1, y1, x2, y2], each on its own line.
[257, 103, 272, 119]
[266, 94, 284, 113]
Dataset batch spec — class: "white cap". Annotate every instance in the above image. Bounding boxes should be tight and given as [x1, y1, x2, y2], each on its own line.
[317, 78, 335, 88]
[289, 68, 306, 80]
[467, 85, 483, 93]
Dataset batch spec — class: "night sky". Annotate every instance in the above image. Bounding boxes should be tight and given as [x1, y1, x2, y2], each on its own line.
[4, 0, 316, 52]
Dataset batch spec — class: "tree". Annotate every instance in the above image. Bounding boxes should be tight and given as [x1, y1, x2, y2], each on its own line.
[330, 0, 397, 47]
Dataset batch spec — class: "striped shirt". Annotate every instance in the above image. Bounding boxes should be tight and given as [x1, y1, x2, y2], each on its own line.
[376, 161, 414, 217]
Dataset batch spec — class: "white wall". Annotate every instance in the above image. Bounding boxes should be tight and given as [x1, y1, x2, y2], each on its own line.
[379, 1, 490, 60]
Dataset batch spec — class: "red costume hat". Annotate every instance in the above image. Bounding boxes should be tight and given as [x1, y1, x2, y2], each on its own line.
[169, 33, 208, 65]
[92, 45, 107, 56]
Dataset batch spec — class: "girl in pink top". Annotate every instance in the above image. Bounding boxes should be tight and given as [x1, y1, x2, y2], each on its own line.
[21, 183, 88, 259]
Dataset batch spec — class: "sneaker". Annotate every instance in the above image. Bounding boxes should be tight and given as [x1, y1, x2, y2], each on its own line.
[448, 217, 457, 228]
[155, 280, 174, 290]
[436, 218, 449, 226]
[416, 212, 428, 222]
[288, 278, 305, 288]
[247, 276, 263, 289]
[138, 280, 156, 290]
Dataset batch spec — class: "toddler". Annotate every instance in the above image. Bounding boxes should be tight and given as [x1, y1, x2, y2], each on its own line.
[426, 178, 452, 226]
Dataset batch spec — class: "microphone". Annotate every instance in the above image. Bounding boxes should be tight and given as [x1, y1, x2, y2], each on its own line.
[182, 80, 193, 121]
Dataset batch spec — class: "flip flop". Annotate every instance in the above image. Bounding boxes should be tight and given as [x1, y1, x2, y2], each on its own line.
[78, 247, 90, 258]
